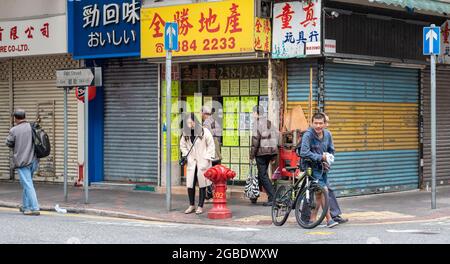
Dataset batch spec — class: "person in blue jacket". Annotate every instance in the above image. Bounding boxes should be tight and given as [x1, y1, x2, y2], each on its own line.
[300, 112, 338, 228]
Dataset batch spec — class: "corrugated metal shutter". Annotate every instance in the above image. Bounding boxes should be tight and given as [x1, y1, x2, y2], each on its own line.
[422, 66, 450, 187]
[287, 60, 318, 115]
[325, 63, 420, 196]
[103, 58, 159, 183]
[12, 55, 80, 183]
[0, 60, 11, 179]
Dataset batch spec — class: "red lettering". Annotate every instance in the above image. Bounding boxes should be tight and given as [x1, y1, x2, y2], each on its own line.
[25, 26, 34, 39]
[255, 19, 262, 33]
[149, 13, 166, 38]
[275, 3, 295, 29]
[224, 3, 242, 34]
[40, 23, 49, 38]
[300, 2, 318, 28]
[10, 26, 19, 40]
[199, 8, 220, 33]
[174, 8, 193, 36]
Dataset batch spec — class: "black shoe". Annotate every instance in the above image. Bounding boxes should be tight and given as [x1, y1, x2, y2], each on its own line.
[250, 198, 257, 204]
[333, 216, 348, 224]
[263, 201, 273, 207]
[19, 206, 24, 213]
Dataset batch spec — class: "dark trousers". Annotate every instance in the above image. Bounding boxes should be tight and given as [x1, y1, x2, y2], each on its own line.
[328, 187, 342, 218]
[301, 186, 342, 221]
[255, 155, 275, 202]
[188, 167, 206, 207]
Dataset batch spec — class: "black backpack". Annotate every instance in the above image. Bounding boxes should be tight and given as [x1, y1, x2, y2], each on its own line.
[30, 122, 51, 159]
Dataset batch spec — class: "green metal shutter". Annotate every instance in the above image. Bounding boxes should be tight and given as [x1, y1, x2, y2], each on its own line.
[103, 58, 159, 183]
[325, 63, 420, 196]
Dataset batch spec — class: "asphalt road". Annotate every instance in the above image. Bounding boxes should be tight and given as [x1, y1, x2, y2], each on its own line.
[1, 207, 450, 244]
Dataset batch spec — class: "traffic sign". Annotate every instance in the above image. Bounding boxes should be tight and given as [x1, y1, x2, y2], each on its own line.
[164, 22, 179, 51]
[56, 67, 102, 87]
[423, 26, 441, 55]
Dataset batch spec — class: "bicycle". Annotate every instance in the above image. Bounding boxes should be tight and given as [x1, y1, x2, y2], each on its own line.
[271, 159, 329, 229]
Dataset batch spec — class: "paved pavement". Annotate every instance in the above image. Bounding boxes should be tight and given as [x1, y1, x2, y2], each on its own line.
[0, 181, 450, 227]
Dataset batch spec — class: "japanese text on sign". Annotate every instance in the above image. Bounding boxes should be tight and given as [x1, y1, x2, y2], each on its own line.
[68, 0, 141, 59]
[141, 0, 254, 58]
[82, 1, 139, 48]
[0, 16, 66, 57]
[272, 0, 321, 59]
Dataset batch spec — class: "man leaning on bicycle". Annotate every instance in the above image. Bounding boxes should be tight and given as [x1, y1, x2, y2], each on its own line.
[299, 112, 339, 228]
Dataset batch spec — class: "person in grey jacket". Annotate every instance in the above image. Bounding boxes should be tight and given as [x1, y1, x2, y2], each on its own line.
[250, 106, 279, 206]
[5, 109, 40, 216]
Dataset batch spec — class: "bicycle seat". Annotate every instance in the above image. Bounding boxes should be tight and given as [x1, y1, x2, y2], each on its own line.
[285, 166, 298, 173]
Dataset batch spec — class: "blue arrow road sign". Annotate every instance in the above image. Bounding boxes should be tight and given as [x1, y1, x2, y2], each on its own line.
[423, 26, 440, 55]
[165, 22, 179, 51]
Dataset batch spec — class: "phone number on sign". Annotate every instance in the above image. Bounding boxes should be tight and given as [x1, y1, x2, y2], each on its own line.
[176, 37, 237, 52]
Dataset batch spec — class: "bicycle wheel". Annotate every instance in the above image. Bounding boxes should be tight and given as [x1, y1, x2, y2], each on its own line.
[294, 183, 329, 229]
[271, 185, 293, 226]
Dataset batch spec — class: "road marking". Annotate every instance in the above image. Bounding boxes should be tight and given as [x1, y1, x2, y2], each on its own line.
[386, 229, 439, 235]
[306, 231, 335, 235]
[387, 229, 427, 233]
[81, 220, 261, 232]
[342, 211, 413, 221]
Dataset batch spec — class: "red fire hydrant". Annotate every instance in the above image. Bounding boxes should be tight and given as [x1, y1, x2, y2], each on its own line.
[204, 164, 236, 219]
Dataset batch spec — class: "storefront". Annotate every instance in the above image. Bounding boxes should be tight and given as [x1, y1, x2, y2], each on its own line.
[68, 0, 160, 184]
[276, 0, 428, 196]
[169, 62, 269, 183]
[141, 0, 272, 185]
[324, 62, 420, 196]
[0, 14, 79, 182]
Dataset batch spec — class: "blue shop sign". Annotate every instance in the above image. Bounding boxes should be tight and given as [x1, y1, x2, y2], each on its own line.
[68, 0, 141, 59]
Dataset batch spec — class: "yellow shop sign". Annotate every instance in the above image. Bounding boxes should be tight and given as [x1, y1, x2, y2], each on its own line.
[141, 0, 255, 58]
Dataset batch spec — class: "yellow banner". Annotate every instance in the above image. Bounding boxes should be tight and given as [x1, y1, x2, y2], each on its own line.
[141, 0, 255, 58]
[254, 17, 271, 52]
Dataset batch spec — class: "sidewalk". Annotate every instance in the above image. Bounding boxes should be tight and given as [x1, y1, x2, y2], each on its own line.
[1, 180, 450, 227]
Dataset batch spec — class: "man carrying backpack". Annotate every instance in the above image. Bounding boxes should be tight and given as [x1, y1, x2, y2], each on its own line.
[5, 109, 40, 216]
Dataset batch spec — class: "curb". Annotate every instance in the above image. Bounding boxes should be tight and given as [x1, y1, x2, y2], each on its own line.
[0, 200, 244, 227]
[0, 201, 166, 223]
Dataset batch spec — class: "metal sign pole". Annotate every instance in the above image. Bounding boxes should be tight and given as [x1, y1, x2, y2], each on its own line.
[84, 86, 89, 204]
[64, 87, 68, 202]
[431, 52, 437, 209]
[166, 50, 172, 212]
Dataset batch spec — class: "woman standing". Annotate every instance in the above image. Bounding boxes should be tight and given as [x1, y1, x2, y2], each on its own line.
[180, 113, 215, 214]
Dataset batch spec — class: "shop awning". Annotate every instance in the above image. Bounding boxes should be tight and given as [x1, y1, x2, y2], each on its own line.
[369, 0, 450, 14]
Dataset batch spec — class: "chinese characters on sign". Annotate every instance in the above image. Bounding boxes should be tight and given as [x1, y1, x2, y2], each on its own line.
[254, 17, 271, 53]
[439, 20, 450, 64]
[141, 0, 254, 58]
[272, 0, 321, 59]
[0, 16, 66, 57]
[69, 0, 141, 59]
